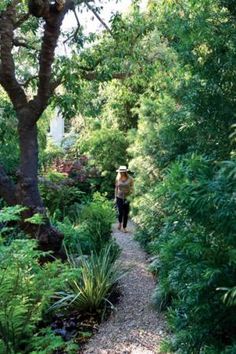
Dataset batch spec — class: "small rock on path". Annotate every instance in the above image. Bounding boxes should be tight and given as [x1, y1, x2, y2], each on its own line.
[82, 222, 167, 354]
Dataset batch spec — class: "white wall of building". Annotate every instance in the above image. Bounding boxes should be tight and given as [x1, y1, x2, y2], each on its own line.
[48, 108, 65, 145]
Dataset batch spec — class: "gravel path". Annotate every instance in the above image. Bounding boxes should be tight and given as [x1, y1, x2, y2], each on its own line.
[83, 222, 167, 354]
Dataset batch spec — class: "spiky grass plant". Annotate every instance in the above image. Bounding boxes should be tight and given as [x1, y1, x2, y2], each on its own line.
[51, 243, 126, 313]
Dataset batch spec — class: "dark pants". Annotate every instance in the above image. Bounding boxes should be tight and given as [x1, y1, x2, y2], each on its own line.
[116, 197, 130, 228]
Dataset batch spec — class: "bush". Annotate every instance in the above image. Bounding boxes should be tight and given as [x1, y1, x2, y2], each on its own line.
[56, 193, 116, 255]
[79, 193, 116, 253]
[56, 218, 93, 255]
[29, 328, 78, 354]
[39, 171, 86, 219]
[0, 238, 69, 354]
[77, 127, 129, 196]
[39, 139, 64, 173]
[134, 156, 236, 352]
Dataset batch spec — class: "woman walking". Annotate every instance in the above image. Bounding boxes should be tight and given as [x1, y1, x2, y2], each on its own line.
[115, 166, 134, 233]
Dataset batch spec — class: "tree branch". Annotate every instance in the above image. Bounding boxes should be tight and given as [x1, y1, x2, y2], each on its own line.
[81, 71, 132, 81]
[84, 0, 112, 35]
[14, 13, 30, 28]
[63, 7, 81, 44]
[13, 37, 38, 51]
[0, 5, 28, 111]
[20, 75, 39, 88]
[29, 0, 75, 120]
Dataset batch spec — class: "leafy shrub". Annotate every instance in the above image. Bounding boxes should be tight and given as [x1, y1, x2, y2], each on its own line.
[39, 139, 64, 173]
[56, 193, 116, 255]
[56, 218, 92, 255]
[39, 171, 85, 219]
[134, 156, 236, 353]
[51, 156, 100, 194]
[79, 193, 116, 253]
[0, 205, 33, 245]
[0, 239, 68, 354]
[77, 127, 129, 196]
[29, 328, 78, 354]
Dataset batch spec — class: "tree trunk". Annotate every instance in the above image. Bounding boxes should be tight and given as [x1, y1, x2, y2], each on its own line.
[16, 113, 63, 255]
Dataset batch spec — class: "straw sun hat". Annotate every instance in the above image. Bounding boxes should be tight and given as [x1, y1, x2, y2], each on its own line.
[116, 165, 129, 172]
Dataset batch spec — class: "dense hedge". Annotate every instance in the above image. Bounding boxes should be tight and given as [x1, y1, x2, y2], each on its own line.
[130, 1, 236, 352]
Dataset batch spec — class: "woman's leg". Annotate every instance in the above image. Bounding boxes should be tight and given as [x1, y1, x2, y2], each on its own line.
[116, 197, 124, 228]
[123, 200, 130, 230]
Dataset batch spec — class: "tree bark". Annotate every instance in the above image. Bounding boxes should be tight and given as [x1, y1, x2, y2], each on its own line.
[17, 115, 43, 209]
[15, 112, 64, 254]
[0, 165, 17, 205]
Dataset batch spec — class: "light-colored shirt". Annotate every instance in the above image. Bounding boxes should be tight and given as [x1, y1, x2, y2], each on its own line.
[115, 176, 134, 199]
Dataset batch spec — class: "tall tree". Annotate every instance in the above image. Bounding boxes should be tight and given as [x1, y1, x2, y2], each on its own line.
[0, 0, 104, 255]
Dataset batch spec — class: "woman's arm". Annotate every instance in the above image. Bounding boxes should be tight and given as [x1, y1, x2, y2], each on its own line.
[115, 181, 118, 198]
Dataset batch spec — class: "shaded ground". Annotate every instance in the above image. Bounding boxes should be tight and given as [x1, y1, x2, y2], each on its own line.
[83, 222, 167, 354]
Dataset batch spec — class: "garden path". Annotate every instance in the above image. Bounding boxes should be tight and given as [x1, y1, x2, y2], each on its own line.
[83, 221, 167, 354]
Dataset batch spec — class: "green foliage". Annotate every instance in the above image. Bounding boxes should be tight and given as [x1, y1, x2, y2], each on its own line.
[30, 327, 78, 354]
[77, 127, 129, 196]
[133, 156, 236, 352]
[0, 205, 26, 223]
[25, 213, 46, 225]
[118, 1, 236, 352]
[0, 194, 117, 353]
[0, 239, 67, 354]
[0, 205, 28, 244]
[101, 80, 139, 131]
[52, 243, 123, 313]
[39, 171, 85, 219]
[30, 328, 65, 354]
[79, 193, 115, 248]
[218, 286, 236, 307]
[39, 139, 64, 173]
[0, 91, 19, 173]
[56, 193, 116, 255]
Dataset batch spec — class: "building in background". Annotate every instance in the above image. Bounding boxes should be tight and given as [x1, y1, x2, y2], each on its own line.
[48, 108, 65, 146]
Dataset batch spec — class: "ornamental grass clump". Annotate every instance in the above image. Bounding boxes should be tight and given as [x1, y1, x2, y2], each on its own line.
[52, 243, 124, 313]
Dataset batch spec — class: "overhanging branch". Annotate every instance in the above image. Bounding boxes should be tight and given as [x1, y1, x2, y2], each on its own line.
[30, 0, 74, 119]
[84, 0, 112, 35]
[63, 7, 81, 43]
[81, 71, 132, 81]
